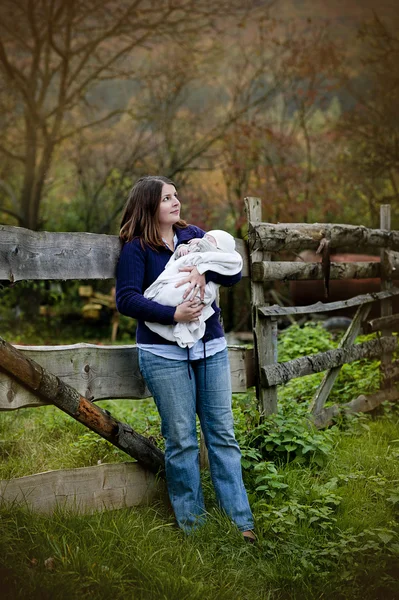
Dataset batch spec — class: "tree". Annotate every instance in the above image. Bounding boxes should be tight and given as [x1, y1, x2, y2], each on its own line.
[337, 13, 399, 227]
[0, 0, 257, 230]
[218, 20, 343, 232]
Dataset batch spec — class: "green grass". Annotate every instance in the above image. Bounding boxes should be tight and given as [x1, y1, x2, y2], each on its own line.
[1, 322, 399, 599]
[1, 400, 398, 599]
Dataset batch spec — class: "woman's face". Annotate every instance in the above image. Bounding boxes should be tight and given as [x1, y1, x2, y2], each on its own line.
[158, 183, 181, 228]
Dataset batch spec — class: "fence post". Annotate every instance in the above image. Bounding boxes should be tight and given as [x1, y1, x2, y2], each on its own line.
[380, 204, 393, 386]
[245, 197, 278, 416]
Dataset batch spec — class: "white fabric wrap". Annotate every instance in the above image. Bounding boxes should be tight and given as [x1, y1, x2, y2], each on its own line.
[143, 248, 243, 348]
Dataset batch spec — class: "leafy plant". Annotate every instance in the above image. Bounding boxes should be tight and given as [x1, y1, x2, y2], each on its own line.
[244, 402, 336, 467]
[278, 322, 336, 362]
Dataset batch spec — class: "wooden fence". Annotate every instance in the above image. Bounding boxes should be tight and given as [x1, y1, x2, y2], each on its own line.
[245, 198, 399, 426]
[1, 201, 399, 514]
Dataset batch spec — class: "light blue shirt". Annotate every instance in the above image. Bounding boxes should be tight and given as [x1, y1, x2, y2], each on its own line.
[138, 337, 226, 360]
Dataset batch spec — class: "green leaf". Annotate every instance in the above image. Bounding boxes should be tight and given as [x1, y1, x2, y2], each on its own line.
[377, 532, 394, 544]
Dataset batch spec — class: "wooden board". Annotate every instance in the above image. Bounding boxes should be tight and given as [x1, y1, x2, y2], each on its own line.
[0, 344, 253, 410]
[0, 462, 166, 514]
[245, 197, 277, 416]
[0, 226, 249, 281]
[259, 288, 399, 317]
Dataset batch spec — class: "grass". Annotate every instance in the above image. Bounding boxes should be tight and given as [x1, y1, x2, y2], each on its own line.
[0, 321, 399, 599]
[1, 400, 398, 599]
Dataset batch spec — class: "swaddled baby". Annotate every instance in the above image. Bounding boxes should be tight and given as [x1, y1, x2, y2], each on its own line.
[144, 230, 242, 347]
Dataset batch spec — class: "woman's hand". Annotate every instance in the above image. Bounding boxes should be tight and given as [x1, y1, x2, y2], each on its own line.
[175, 266, 206, 301]
[174, 299, 204, 323]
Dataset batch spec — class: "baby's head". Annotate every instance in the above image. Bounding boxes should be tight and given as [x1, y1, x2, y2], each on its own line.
[204, 233, 217, 247]
[205, 230, 236, 253]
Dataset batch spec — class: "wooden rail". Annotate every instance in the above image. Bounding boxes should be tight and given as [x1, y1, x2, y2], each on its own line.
[252, 260, 382, 282]
[261, 336, 397, 387]
[0, 225, 250, 281]
[0, 344, 254, 411]
[0, 462, 167, 515]
[258, 288, 399, 317]
[250, 222, 399, 253]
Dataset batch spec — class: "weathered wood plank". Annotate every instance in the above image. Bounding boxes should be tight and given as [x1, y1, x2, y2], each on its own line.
[0, 344, 252, 410]
[261, 336, 397, 387]
[245, 197, 277, 416]
[310, 303, 372, 415]
[0, 226, 249, 281]
[259, 288, 399, 317]
[251, 222, 399, 253]
[0, 226, 121, 281]
[313, 387, 399, 429]
[364, 313, 399, 334]
[380, 205, 393, 384]
[252, 261, 381, 282]
[387, 250, 399, 278]
[0, 462, 166, 514]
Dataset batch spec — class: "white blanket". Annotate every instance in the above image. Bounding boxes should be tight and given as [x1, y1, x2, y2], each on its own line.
[144, 249, 242, 347]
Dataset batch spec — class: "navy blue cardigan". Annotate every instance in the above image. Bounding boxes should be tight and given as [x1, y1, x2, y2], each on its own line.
[115, 225, 242, 345]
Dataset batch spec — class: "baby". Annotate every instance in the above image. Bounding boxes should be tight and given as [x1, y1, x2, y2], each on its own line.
[144, 230, 242, 347]
[175, 232, 223, 258]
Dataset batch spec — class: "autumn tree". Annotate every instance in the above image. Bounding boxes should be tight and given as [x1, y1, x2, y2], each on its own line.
[0, 0, 260, 231]
[219, 20, 343, 232]
[337, 13, 399, 227]
[61, 14, 282, 234]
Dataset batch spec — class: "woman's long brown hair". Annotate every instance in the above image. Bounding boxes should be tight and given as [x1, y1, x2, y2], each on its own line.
[119, 175, 186, 248]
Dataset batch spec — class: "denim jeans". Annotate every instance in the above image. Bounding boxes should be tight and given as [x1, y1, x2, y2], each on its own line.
[138, 347, 254, 533]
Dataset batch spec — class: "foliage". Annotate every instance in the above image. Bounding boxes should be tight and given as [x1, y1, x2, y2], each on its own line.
[276, 323, 382, 407]
[1, 400, 398, 599]
[278, 322, 336, 362]
[1, 319, 399, 599]
[245, 403, 336, 467]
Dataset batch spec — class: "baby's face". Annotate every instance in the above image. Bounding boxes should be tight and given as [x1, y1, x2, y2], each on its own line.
[204, 234, 217, 247]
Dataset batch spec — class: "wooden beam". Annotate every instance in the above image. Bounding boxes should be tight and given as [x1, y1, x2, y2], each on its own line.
[310, 303, 372, 415]
[259, 287, 399, 317]
[251, 222, 399, 253]
[313, 387, 399, 428]
[0, 462, 166, 515]
[0, 344, 253, 410]
[386, 250, 399, 278]
[245, 197, 277, 416]
[0, 337, 165, 475]
[0, 226, 249, 281]
[252, 261, 381, 282]
[261, 336, 397, 387]
[380, 205, 393, 385]
[364, 313, 399, 334]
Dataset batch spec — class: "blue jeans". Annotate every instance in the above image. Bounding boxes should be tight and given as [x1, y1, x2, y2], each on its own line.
[138, 347, 254, 533]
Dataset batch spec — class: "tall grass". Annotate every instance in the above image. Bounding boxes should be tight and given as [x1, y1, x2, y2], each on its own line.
[1, 323, 398, 599]
[1, 400, 398, 599]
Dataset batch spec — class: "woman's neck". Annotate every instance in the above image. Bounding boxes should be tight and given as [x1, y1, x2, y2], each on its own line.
[160, 226, 175, 249]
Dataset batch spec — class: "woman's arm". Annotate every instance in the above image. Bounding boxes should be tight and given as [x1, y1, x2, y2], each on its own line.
[205, 270, 242, 287]
[115, 241, 176, 325]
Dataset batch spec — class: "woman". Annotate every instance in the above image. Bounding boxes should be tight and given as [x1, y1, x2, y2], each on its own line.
[115, 175, 255, 541]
